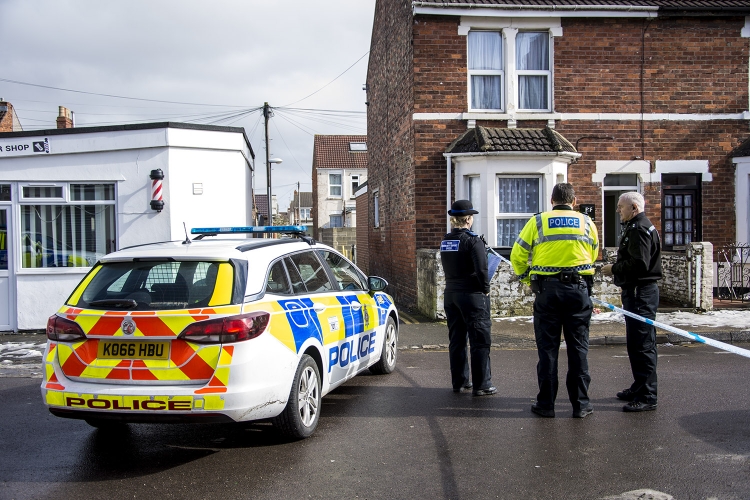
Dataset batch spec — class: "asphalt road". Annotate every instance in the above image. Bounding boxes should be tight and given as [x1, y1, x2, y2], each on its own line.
[1, 344, 749, 500]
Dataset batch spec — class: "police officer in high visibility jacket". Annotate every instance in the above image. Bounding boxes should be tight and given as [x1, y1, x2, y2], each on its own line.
[602, 191, 662, 412]
[510, 183, 599, 418]
[440, 200, 496, 397]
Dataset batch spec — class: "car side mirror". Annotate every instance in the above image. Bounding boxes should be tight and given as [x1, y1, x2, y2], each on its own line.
[368, 276, 388, 292]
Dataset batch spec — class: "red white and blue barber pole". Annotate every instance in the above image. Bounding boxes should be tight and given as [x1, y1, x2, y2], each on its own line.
[487, 249, 750, 359]
[150, 169, 164, 212]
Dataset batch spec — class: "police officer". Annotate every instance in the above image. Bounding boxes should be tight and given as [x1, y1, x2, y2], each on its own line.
[440, 200, 496, 397]
[510, 183, 599, 418]
[601, 191, 662, 412]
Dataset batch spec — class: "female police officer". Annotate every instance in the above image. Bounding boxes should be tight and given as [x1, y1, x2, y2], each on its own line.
[440, 200, 496, 396]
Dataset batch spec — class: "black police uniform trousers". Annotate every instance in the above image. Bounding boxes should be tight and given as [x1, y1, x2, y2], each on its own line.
[621, 282, 659, 404]
[533, 279, 592, 411]
[444, 291, 492, 391]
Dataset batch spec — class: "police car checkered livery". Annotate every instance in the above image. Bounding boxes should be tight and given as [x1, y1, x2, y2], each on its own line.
[41, 226, 398, 439]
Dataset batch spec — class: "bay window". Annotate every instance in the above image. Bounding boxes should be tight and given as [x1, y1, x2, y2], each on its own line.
[496, 176, 541, 247]
[20, 183, 115, 269]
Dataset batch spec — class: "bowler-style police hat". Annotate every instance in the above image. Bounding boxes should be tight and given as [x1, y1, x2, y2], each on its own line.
[448, 199, 479, 216]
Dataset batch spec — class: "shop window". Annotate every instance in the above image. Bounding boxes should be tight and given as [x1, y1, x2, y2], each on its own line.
[495, 176, 541, 247]
[20, 182, 115, 269]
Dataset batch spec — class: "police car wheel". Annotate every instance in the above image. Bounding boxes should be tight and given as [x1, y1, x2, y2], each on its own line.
[369, 316, 397, 375]
[273, 354, 321, 439]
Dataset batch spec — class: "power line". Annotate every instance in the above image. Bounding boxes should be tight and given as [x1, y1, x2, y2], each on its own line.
[280, 51, 369, 107]
[0, 77, 251, 107]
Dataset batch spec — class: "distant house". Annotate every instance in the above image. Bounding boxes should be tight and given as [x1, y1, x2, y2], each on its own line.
[365, 0, 750, 309]
[311, 135, 368, 240]
[288, 190, 313, 229]
[0, 100, 23, 132]
[253, 193, 278, 225]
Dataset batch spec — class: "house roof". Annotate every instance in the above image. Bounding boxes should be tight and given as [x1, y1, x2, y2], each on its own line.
[412, 0, 750, 11]
[446, 126, 577, 154]
[730, 137, 750, 158]
[289, 191, 313, 209]
[313, 135, 368, 170]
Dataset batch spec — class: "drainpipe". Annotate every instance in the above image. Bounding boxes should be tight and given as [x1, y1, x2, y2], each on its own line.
[445, 154, 452, 233]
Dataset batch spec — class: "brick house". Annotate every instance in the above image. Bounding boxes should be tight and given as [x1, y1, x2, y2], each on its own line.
[287, 190, 313, 229]
[364, 0, 750, 309]
[311, 135, 368, 240]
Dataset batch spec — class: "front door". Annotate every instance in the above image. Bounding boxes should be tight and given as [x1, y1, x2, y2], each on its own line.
[662, 174, 701, 251]
[0, 207, 12, 330]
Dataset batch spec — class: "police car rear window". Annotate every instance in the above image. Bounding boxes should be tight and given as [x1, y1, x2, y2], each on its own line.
[74, 261, 233, 310]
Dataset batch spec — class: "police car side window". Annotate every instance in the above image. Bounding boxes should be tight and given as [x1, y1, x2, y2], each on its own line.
[288, 251, 334, 293]
[317, 250, 366, 291]
[284, 257, 307, 294]
[265, 260, 292, 295]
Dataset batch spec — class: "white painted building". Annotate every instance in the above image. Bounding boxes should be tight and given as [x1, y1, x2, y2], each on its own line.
[0, 122, 254, 331]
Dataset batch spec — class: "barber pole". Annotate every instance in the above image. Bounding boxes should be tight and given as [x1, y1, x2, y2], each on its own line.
[150, 169, 165, 212]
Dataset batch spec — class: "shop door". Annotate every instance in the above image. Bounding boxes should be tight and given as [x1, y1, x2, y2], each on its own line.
[0, 208, 11, 330]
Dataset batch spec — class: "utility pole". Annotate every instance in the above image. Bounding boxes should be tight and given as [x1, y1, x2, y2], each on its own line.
[297, 181, 301, 225]
[263, 102, 272, 227]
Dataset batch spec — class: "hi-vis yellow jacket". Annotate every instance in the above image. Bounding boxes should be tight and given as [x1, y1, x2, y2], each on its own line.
[510, 208, 599, 284]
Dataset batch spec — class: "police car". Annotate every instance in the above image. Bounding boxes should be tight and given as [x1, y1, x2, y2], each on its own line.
[41, 226, 398, 439]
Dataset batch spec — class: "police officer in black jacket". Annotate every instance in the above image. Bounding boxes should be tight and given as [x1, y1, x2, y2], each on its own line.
[440, 200, 496, 396]
[602, 191, 662, 412]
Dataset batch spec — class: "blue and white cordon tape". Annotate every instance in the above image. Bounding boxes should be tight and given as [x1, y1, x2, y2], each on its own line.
[488, 248, 750, 359]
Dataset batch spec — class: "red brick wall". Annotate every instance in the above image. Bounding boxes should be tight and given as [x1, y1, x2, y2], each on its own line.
[355, 191, 369, 275]
[366, 0, 418, 307]
[367, 9, 750, 307]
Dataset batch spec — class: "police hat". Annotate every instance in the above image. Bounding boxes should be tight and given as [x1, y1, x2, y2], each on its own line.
[448, 199, 479, 216]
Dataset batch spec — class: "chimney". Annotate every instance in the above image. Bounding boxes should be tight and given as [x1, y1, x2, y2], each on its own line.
[0, 100, 23, 132]
[56, 106, 74, 129]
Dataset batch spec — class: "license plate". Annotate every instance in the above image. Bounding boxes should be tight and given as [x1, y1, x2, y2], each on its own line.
[97, 341, 170, 360]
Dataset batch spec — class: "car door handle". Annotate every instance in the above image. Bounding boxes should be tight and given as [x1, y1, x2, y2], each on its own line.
[313, 302, 326, 313]
[350, 302, 362, 311]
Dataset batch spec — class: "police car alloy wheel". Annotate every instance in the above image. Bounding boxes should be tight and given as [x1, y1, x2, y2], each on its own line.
[40, 225, 398, 440]
[369, 316, 397, 375]
[273, 354, 321, 439]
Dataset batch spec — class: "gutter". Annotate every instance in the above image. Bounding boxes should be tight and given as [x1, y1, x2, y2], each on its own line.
[413, 2, 659, 13]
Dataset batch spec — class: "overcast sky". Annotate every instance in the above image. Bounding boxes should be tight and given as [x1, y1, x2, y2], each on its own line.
[1, 0, 376, 209]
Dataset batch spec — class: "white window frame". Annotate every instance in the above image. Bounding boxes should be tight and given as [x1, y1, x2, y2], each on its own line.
[467, 30, 505, 112]
[329, 173, 342, 198]
[601, 174, 640, 248]
[495, 174, 543, 247]
[350, 175, 360, 198]
[515, 31, 552, 113]
[330, 214, 343, 228]
[466, 175, 482, 215]
[19, 183, 66, 202]
[18, 182, 116, 272]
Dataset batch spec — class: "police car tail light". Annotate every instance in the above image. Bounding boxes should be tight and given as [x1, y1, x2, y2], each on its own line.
[177, 312, 270, 344]
[46, 315, 86, 342]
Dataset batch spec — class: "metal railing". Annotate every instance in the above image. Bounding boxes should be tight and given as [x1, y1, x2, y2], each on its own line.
[716, 243, 750, 302]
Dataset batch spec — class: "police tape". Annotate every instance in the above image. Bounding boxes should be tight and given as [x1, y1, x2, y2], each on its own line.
[591, 297, 750, 359]
[490, 250, 750, 359]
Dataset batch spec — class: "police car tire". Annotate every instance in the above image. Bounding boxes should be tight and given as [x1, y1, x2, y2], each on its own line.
[272, 354, 321, 439]
[369, 316, 397, 375]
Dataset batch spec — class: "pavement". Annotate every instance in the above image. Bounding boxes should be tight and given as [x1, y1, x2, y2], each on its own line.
[2, 301, 749, 378]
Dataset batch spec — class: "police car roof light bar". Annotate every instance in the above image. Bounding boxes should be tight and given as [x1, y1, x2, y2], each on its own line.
[190, 225, 314, 244]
